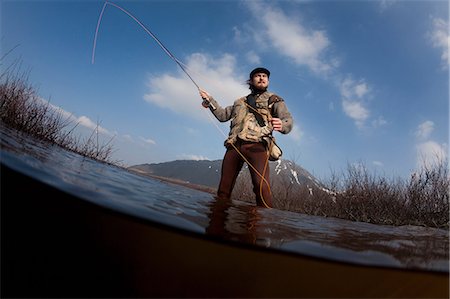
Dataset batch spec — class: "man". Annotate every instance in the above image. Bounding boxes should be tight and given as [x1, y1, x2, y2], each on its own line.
[199, 67, 293, 208]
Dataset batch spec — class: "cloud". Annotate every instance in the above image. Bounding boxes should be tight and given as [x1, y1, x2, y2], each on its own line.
[372, 116, 387, 128]
[143, 52, 248, 120]
[38, 97, 115, 137]
[414, 121, 447, 168]
[340, 77, 369, 99]
[139, 136, 156, 145]
[339, 77, 371, 129]
[77, 116, 112, 136]
[232, 26, 242, 40]
[232, 26, 252, 45]
[354, 82, 369, 98]
[415, 120, 435, 140]
[416, 140, 448, 168]
[428, 17, 450, 70]
[244, 1, 332, 74]
[342, 100, 369, 129]
[38, 97, 77, 122]
[246, 50, 261, 64]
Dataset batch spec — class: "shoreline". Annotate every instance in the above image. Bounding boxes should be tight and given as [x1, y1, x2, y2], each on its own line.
[127, 169, 217, 195]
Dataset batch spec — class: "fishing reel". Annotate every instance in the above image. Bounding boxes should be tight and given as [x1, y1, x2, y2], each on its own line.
[202, 98, 216, 110]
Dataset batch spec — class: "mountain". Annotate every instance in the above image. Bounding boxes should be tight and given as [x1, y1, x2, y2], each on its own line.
[129, 159, 223, 188]
[128, 159, 328, 194]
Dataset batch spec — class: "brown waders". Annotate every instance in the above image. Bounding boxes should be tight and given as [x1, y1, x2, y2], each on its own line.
[217, 139, 272, 207]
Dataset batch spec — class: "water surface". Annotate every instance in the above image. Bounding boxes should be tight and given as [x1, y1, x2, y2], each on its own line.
[1, 125, 448, 272]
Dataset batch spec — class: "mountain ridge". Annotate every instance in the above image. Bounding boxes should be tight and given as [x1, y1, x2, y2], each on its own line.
[128, 159, 326, 193]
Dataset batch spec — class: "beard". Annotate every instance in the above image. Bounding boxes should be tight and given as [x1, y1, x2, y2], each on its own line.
[250, 83, 268, 93]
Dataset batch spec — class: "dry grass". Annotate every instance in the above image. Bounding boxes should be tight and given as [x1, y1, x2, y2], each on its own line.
[232, 160, 449, 229]
[0, 61, 118, 164]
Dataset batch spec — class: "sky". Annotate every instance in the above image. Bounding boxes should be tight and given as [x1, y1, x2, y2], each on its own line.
[1, 0, 449, 180]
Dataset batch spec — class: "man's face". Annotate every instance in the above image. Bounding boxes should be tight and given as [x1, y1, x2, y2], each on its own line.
[251, 73, 269, 90]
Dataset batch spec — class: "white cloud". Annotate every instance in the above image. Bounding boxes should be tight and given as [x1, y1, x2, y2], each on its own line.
[372, 116, 387, 128]
[428, 17, 450, 70]
[232, 26, 247, 44]
[39, 97, 114, 137]
[414, 120, 447, 168]
[143, 52, 248, 120]
[244, 1, 332, 74]
[416, 140, 448, 168]
[139, 136, 156, 145]
[415, 120, 435, 140]
[38, 97, 77, 122]
[246, 50, 261, 64]
[340, 77, 369, 99]
[339, 77, 372, 129]
[77, 116, 112, 136]
[354, 82, 369, 98]
[342, 100, 369, 129]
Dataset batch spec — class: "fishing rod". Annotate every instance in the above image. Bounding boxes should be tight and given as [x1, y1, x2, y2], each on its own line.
[91, 1, 271, 208]
[92, 1, 215, 108]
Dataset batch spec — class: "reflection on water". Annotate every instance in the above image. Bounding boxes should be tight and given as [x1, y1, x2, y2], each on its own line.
[206, 199, 264, 245]
[1, 125, 448, 272]
[203, 198, 448, 271]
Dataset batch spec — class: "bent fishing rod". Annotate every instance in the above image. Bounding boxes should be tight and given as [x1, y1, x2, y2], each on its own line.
[92, 0, 215, 109]
[91, 1, 271, 208]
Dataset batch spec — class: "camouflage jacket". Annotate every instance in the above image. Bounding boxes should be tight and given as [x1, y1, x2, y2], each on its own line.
[207, 91, 293, 146]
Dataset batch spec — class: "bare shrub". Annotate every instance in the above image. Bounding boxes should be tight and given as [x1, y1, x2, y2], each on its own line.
[0, 60, 118, 165]
[320, 161, 448, 229]
[405, 158, 449, 228]
[231, 166, 256, 203]
[231, 158, 449, 229]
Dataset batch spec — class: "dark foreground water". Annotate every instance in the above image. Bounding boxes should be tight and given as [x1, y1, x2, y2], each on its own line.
[1, 126, 448, 273]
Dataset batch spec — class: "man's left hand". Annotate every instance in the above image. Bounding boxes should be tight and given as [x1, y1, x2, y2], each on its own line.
[271, 118, 283, 131]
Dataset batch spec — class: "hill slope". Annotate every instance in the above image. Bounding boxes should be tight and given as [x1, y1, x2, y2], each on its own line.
[128, 159, 326, 192]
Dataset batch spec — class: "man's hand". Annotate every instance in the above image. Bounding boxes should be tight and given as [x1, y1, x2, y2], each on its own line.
[199, 89, 210, 108]
[271, 118, 283, 131]
[199, 89, 209, 99]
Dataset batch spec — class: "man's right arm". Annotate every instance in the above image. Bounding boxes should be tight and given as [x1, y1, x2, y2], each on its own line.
[199, 90, 233, 122]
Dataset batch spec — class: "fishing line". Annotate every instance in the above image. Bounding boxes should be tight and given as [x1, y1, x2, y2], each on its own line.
[92, 1, 200, 90]
[91, 1, 272, 208]
[91, 1, 107, 65]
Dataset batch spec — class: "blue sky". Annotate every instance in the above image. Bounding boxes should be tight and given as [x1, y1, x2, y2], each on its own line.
[1, 0, 448, 180]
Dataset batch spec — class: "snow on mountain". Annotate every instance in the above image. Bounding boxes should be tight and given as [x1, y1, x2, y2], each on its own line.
[128, 158, 328, 195]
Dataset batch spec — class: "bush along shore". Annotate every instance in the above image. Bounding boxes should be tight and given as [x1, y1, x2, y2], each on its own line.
[1, 64, 448, 229]
[1, 64, 118, 165]
[233, 160, 448, 229]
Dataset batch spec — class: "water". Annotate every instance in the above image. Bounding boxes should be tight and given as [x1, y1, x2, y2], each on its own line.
[1, 125, 448, 272]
